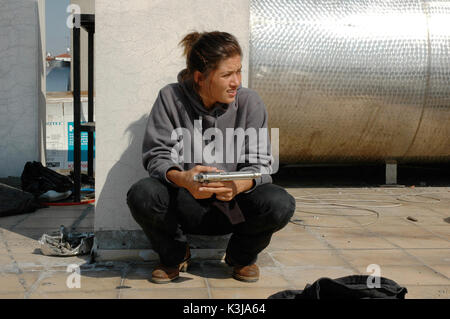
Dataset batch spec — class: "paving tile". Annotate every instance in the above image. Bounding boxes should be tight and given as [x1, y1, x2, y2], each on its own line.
[426, 207, 450, 217]
[417, 226, 450, 240]
[210, 287, 286, 299]
[290, 214, 366, 229]
[119, 288, 210, 299]
[280, 266, 357, 289]
[270, 250, 349, 268]
[17, 271, 42, 291]
[361, 224, 450, 248]
[0, 271, 41, 293]
[293, 192, 404, 207]
[396, 195, 442, 205]
[403, 285, 450, 299]
[403, 249, 450, 266]
[33, 270, 122, 293]
[428, 265, 450, 279]
[364, 223, 420, 235]
[384, 216, 450, 226]
[363, 216, 423, 227]
[374, 205, 441, 218]
[74, 217, 95, 228]
[378, 233, 450, 249]
[0, 245, 12, 264]
[276, 221, 307, 234]
[206, 265, 290, 289]
[0, 292, 25, 299]
[311, 229, 397, 249]
[72, 227, 95, 233]
[8, 253, 88, 269]
[255, 252, 276, 267]
[195, 260, 232, 280]
[339, 249, 423, 268]
[0, 229, 48, 241]
[0, 273, 25, 293]
[3, 240, 41, 254]
[0, 253, 12, 265]
[14, 217, 80, 229]
[0, 229, 27, 239]
[0, 214, 32, 228]
[29, 290, 118, 299]
[27, 208, 88, 218]
[355, 265, 450, 286]
[123, 263, 207, 289]
[268, 232, 330, 251]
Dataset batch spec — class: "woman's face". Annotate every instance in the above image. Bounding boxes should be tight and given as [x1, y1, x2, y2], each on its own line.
[195, 55, 242, 108]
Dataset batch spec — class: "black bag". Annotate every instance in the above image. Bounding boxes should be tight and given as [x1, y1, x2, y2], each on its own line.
[21, 161, 73, 197]
[268, 275, 408, 299]
[0, 182, 42, 217]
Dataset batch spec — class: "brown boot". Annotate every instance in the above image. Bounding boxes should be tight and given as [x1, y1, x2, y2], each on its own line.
[232, 264, 260, 283]
[151, 246, 191, 284]
[225, 255, 259, 282]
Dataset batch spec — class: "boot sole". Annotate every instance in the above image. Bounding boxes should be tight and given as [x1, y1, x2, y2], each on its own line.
[233, 273, 259, 283]
[151, 275, 179, 284]
[151, 260, 190, 284]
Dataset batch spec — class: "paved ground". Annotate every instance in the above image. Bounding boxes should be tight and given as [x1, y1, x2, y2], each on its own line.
[0, 165, 449, 299]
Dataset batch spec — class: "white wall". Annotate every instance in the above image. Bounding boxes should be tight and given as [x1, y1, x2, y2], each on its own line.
[0, 0, 46, 177]
[95, 0, 250, 242]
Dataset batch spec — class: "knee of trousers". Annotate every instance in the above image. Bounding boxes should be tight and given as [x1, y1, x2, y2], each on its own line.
[126, 177, 171, 217]
[262, 188, 296, 231]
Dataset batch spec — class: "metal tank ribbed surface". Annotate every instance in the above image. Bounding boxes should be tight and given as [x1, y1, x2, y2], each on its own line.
[249, 0, 450, 163]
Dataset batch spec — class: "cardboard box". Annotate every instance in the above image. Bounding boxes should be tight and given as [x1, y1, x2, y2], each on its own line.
[46, 97, 95, 172]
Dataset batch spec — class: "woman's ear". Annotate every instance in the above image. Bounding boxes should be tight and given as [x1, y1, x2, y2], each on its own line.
[194, 70, 203, 87]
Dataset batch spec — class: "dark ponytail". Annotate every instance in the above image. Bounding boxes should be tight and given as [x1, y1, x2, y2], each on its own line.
[179, 31, 242, 79]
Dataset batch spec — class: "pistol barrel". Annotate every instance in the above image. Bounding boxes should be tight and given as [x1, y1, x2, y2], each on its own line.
[194, 172, 262, 183]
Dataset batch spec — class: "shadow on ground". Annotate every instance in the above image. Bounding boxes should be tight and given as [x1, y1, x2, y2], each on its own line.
[272, 163, 450, 188]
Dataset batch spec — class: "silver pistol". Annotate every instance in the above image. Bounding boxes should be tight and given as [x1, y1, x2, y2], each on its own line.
[193, 171, 262, 183]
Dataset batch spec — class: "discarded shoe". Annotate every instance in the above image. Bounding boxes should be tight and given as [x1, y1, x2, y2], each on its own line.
[151, 245, 191, 284]
[39, 190, 72, 202]
[38, 225, 94, 256]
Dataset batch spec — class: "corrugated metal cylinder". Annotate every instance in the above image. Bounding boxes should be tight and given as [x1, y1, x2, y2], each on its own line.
[250, 0, 450, 163]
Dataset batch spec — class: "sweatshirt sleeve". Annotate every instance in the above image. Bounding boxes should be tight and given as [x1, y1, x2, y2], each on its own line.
[142, 89, 183, 187]
[237, 91, 274, 193]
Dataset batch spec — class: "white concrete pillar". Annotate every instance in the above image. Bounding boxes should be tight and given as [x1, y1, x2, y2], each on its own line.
[94, 0, 250, 259]
[0, 0, 46, 177]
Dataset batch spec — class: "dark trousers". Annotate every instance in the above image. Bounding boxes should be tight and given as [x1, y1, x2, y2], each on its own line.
[126, 177, 296, 267]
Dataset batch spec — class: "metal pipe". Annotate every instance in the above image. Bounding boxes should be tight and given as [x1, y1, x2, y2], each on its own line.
[88, 30, 94, 178]
[194, 172, 262, 183]
[73, 21, 81, 202]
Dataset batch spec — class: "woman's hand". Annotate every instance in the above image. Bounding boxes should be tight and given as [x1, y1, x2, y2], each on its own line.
[167, 165, 220, 199]
[199, 179, 254, 201]
[167, 167, 255, 201]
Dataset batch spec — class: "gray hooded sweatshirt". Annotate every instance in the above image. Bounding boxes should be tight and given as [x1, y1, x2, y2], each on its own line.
[142, 69, 273, 193]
